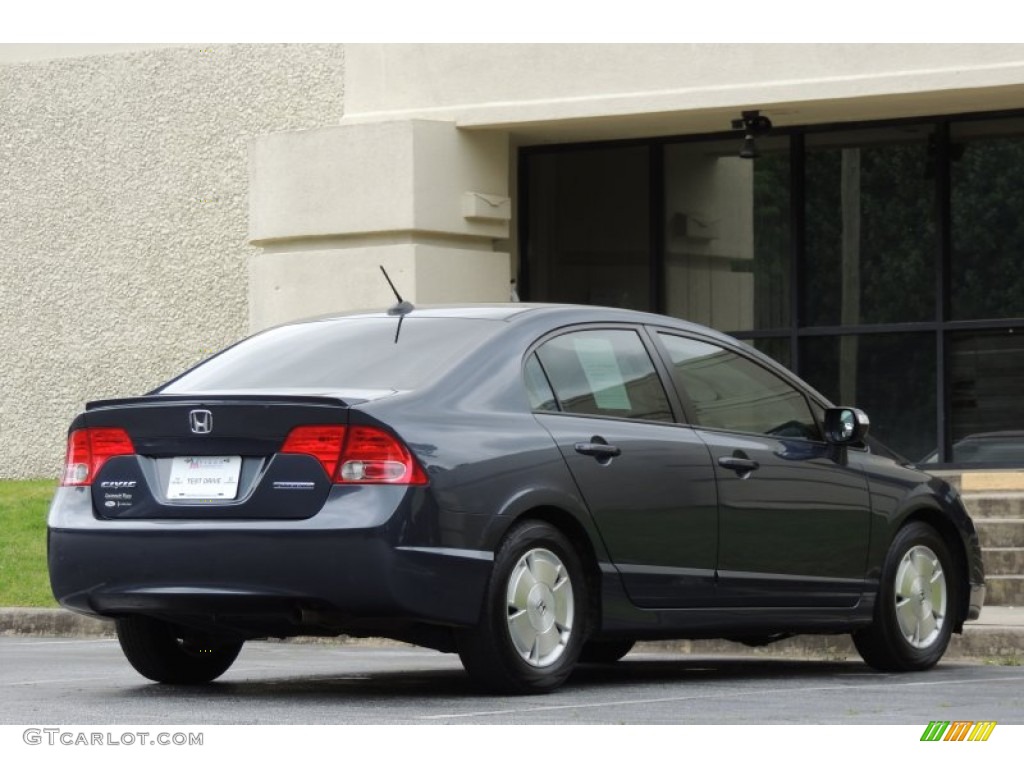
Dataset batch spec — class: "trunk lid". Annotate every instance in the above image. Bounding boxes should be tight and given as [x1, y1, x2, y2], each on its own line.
[79, 393, 377, 520]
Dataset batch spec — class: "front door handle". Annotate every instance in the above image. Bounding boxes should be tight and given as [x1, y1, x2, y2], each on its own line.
[718, 456, 760, 476]
[574, 441, 622, 460]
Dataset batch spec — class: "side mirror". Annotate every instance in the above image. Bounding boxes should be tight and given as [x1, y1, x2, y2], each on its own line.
[823, 407, 870, 445]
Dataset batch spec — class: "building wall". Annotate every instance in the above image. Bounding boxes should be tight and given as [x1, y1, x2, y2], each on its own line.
[6, 43, 1024, 479]
[345, 44, 1024, 139]
[247, 119, 512, 330]
[0, 44, 345, 478]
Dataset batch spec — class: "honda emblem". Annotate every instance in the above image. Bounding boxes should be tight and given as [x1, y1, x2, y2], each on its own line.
[189, 409, 213, 434]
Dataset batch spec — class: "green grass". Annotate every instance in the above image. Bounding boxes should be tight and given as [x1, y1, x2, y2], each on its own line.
[984, 655, 1022, 667]
[0, 480, 58, 606]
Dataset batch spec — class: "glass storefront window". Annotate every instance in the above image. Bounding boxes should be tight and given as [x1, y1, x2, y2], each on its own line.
[803, 126, 935, 327]
[663, 137, 790, 333]
[951, 118, 1024, 321]
[521, 112, 1024, 465]
[747, 337, 791, 369]
[799, 333, 936, 462]
[525, 146, 651, 311]
[947, 329, 1024, 464]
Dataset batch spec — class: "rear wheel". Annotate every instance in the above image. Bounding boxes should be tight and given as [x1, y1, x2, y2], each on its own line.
[116, 616, 243, 684]
[853, 521, 957, 672]
[458, 521, 587, 694]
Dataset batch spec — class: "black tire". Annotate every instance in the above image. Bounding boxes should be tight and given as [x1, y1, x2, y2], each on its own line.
[853, 521, 959, 672]
[579, 639, 635, 664]
[116, 616, 243, 684]
[457, 520, 588, 694]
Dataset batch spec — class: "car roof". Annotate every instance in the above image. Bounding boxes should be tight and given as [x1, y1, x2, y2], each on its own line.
[303, 303, 736, 341]
[309, 304, 543, 321]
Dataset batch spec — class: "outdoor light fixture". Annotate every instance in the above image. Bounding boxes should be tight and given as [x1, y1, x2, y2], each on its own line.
[731, 110, 773, 159]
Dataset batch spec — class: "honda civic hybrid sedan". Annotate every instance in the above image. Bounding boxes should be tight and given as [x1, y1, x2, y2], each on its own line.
[48, 303, 985, 694]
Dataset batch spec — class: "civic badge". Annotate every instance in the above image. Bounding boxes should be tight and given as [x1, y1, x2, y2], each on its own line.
[189, 409, 213, 434]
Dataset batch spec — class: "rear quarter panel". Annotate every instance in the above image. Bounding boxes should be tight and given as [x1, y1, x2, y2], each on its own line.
[356, 320, 612, 560]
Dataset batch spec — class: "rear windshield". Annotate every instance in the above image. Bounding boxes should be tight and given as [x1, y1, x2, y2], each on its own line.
[160, 317, 503, 393]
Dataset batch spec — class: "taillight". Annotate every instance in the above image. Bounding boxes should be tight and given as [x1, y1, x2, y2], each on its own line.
[281, 425, 346, 478]
[337, 426, 428, 485]
[280, 424, 427, 485]
[61, 428, 135, 486]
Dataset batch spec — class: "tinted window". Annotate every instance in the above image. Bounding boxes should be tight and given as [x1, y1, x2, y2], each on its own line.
[161, 317, 502, 393]
[536, 330, 672, 422]
[659, 334, 818, 439]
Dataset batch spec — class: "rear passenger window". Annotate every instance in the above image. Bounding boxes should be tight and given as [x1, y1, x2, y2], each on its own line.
[535, 330, 672, 422]
[658, 333, 819, 439]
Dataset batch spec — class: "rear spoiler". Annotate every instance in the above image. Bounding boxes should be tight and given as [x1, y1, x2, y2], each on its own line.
[85, 393, 360, 411]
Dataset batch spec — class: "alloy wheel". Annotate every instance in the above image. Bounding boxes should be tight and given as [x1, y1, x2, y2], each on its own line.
[505, 547, 575, 667]
[893, 544, 947, 649]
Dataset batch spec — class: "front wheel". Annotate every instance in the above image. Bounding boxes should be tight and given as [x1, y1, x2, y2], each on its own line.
[458, 521, 587, 694]
[853, 521, 958, 672]
[116, 616, 243, 684]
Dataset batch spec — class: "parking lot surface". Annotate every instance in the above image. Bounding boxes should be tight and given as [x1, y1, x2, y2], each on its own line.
[2, 637, 1022, 725]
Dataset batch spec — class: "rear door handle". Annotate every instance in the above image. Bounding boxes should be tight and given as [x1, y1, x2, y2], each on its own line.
[717, 456, 760, 475]
[574, 442, 622, 459]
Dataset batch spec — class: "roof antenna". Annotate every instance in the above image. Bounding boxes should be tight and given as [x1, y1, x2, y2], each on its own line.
[379, 265, 413, 343]
[380, 265, 414, 316]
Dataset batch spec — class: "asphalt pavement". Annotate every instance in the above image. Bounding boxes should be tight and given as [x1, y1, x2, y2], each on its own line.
[2, 636, 1023, 725]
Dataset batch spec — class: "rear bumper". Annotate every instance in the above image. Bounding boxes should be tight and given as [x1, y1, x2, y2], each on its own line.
[47, 486, 492, 637]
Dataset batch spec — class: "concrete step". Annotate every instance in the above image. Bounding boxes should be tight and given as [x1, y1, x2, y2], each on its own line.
[982, 547, 1024, 575]
[962, 492, 1024, 519]
[951, 470, 1024, 493]
[985, 575, 1024, 606]
[938, 484, 1024, 606]
[976, 519, 1024, 548]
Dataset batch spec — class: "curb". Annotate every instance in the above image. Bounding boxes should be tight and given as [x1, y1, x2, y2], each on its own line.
[635, 626, 1022, 662]
[2, 608, 1020, 662]
[0, 609, 408, 648]
[0, 608, 113, 638]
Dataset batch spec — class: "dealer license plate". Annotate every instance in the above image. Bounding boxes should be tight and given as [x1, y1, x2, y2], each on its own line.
[167, 456, 242, 500]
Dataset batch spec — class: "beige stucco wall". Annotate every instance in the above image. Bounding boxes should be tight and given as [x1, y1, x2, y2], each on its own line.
[247, 118, 512, 329]
[7, 43, 1024, 478]
[345, 44, 1024, 141]
[250, 120, 510, 243]
[0, 44, 345, 478]
[249, 243, 511, 331]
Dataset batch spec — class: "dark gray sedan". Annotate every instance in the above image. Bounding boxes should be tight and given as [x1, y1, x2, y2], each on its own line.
[48, 304, 985, 693]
